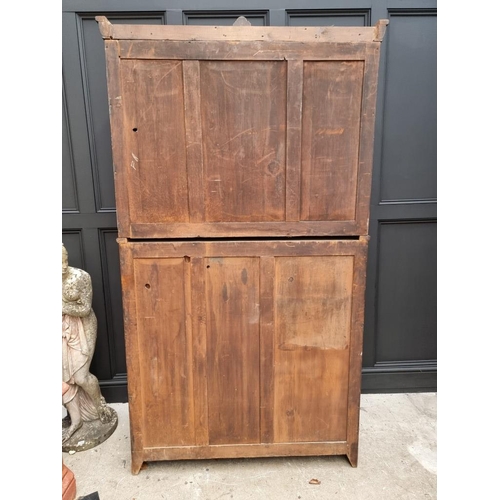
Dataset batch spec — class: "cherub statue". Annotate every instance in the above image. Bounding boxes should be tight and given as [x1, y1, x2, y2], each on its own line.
[62, 243, 115, 446]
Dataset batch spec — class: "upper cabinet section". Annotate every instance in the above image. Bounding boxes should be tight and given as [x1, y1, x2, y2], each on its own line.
[98, 17, 387, 238]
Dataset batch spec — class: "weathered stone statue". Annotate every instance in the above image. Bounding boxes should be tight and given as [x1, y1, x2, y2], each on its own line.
[62, 243, 117, 452]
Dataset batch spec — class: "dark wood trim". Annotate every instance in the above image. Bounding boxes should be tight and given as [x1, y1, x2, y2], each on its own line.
[371, 360, 436, 371]
[379, 198, 437, 205]
[62, 71, 80, 213]
[75, 14, 103, 212]
[63, 0, 436, 14]
[375, 205, 437, 221]
[387, 8, 437, 16]
[98, 228, 121, 376]
[285, 8, 371, 27]
[182, 9, 270, 26]
[62, 212, 117, 229]
[361, 366, 437, 393]
[99, 373, 128, 403]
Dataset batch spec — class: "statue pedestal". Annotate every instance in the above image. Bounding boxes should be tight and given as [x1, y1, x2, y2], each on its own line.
[62, 407, 118, 453]
[62, 462, 76, 500]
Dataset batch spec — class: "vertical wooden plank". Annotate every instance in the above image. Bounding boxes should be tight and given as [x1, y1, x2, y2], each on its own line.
[117, 238, 143, 474]
[200, 61, 286, 222]
[285, 60, 303, 221]
[120, 60, 141, 228]
[300, 61, 364, 221]
[183, 255, 196, 445]
[347, 239, 369, 467]
[259, 256, 275, 443]
[134, 257, 195, 448]
[205, 257, 261, 445]
[356, 46, 381, 235]
[183, 60, 205, 222]
[104, 41, 130, 237]
[121, 59, 189, 224]
[191, 257, 209, 446]
[273, 255, 353, 443]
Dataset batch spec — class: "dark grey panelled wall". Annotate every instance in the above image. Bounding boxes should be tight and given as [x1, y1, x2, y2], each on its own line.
[62, 0, 437, 402]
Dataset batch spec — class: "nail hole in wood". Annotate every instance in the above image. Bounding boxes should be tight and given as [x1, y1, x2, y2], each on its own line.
[145, 283, 151, 289]
[133, 128, 138, 132]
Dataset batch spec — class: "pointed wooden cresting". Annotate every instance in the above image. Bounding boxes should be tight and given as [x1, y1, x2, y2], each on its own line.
[374, 19, 389, 42]
[233, 16, 252, 26]
[96, 16, 113, 39]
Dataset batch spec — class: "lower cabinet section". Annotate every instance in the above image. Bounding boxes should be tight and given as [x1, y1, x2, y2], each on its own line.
[118, 238, 368, 473]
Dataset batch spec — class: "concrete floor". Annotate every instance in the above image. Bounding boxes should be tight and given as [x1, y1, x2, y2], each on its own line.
[63, 393, 436, 500]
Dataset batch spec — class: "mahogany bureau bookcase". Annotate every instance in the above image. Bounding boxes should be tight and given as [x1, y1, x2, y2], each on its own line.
[97, 16, 388, 474]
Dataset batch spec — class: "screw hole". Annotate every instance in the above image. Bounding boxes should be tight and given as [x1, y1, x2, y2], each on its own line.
[132, 128, 138, 132]
[206, 265, 210, 269]
[145, 283, 151, 289]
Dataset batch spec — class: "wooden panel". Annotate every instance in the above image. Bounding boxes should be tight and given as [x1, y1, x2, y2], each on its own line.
[273, 256, 353, 443]
[121, 59, 189, 223]
[200, 61, 286, 222]
[380, 12, 437, 202]
[375, 221, 437, 362]
[184, 11, 268, 26]
[300, 61, 364, 221]
[276, 256, 353, 350]
[134, 258, 195, 447]
[205, 257, 261, 444]
[287, 10, 369, 27]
